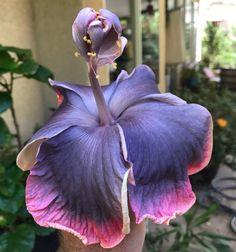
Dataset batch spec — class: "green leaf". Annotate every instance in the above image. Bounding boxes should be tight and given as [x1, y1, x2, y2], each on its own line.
[0, 118, 11, 146]
[0, 185, 24, 214]
[5, 164, 24, 183]
[0, 214, 8, 227]
[0, 178, 16, 197]
[193, 234, 216, 252]
[191, 204, 218, 227]
[0, 69, 8, 75]
[0, 51, 18, 70]
[0, 45, 32, 61]
[33, 225, 54, 236]
[14, 60, 39, 75]
[0, 164, 5, 175]
[0, 211, 17, 227]
[0, 224, 35, 252]
[211, 239, 234, 252]
[198, 231, 236, 241]
[26, 65, 54, 83]
[183, 207, 198, 226]
[0, 92, 12, 113]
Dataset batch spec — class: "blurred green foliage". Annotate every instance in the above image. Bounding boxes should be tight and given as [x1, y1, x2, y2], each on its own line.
[178, 65, 236, 185]
[181, 81, 236, 170]
[0, 45, 54, 252]
[202, 22, 236, 69]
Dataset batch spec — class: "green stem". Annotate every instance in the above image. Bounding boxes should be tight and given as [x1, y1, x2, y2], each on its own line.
[88, 62, 113, 126]
[10, 103, 22, 150]
[0, 82, 8, 90]
[9, 73, 22, 150]
[0, 73, 22, 150]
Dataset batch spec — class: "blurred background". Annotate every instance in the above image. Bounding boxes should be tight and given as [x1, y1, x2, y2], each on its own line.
[0, 0, 236, 251]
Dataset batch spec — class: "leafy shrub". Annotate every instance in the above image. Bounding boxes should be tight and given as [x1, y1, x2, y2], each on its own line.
[0, 45, 54, 252]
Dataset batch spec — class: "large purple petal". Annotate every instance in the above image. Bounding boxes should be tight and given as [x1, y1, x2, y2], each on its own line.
[26, 125, 131, 248]
[49, 79, 99, 117]
[117, 94, 212, 224]
[17, 71, 132, 171]
[108, 65, 160, 118]
[17, 81, 99, 171]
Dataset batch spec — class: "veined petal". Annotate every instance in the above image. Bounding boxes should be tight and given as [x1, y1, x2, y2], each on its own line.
[97, 27, 127, 67]
[88, 21, 105, 52]
[108, 65, 160, 118]
[115, 69, 129, 83]
[17, 80, 99, 171]
[50, 79, 126, 117]
[72, 8, 97, 59]
[26, 125, 130, 248]
[142, 93, 187, 105]
[117, 94, 212, 224]
[49, 79, 99, 117]
[74, 8, 97, 35]
[99, 9, 122, 33]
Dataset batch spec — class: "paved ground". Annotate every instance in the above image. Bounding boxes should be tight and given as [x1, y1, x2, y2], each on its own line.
[206, 164, 236, 251]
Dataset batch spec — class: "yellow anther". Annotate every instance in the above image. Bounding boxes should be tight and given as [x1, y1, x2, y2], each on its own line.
[96, 74, 100, 79]
[112, 62, 117, 70]
[83, 35, 92, 44]
[74, 51, 80, 57]
[116, 40, 121, 48]
[87, 52, 96, 57]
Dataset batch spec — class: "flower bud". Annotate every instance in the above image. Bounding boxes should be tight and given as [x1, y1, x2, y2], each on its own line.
[72, 8, 127, 67]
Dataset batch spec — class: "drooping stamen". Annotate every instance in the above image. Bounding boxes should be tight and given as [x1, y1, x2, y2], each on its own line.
[116, 40, 121, 48]
[83, 35, 92, 44]
[87, 52, 96, 57]
[112, 62, 117, 70]
[74, 51, 80, 57]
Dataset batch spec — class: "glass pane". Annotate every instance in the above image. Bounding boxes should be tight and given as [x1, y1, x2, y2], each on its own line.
[177, 0, 184, 7]
[141, 11, 159, 76]
[106, 0, 133, 80]
[168, 0, 175, 10]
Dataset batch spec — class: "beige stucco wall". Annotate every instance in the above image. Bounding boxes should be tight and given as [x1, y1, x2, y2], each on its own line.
[0, 0, 44, 141]
[32, 0, 89, 118]
[1, 0, 106, 141]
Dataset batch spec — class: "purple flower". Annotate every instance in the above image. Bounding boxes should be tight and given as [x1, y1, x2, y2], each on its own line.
[17, 65, 212, 248]
[72, 8, 127, 67]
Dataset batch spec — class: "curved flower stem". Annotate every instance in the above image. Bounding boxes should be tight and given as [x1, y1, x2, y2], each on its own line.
[88, 61, 114, 126]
